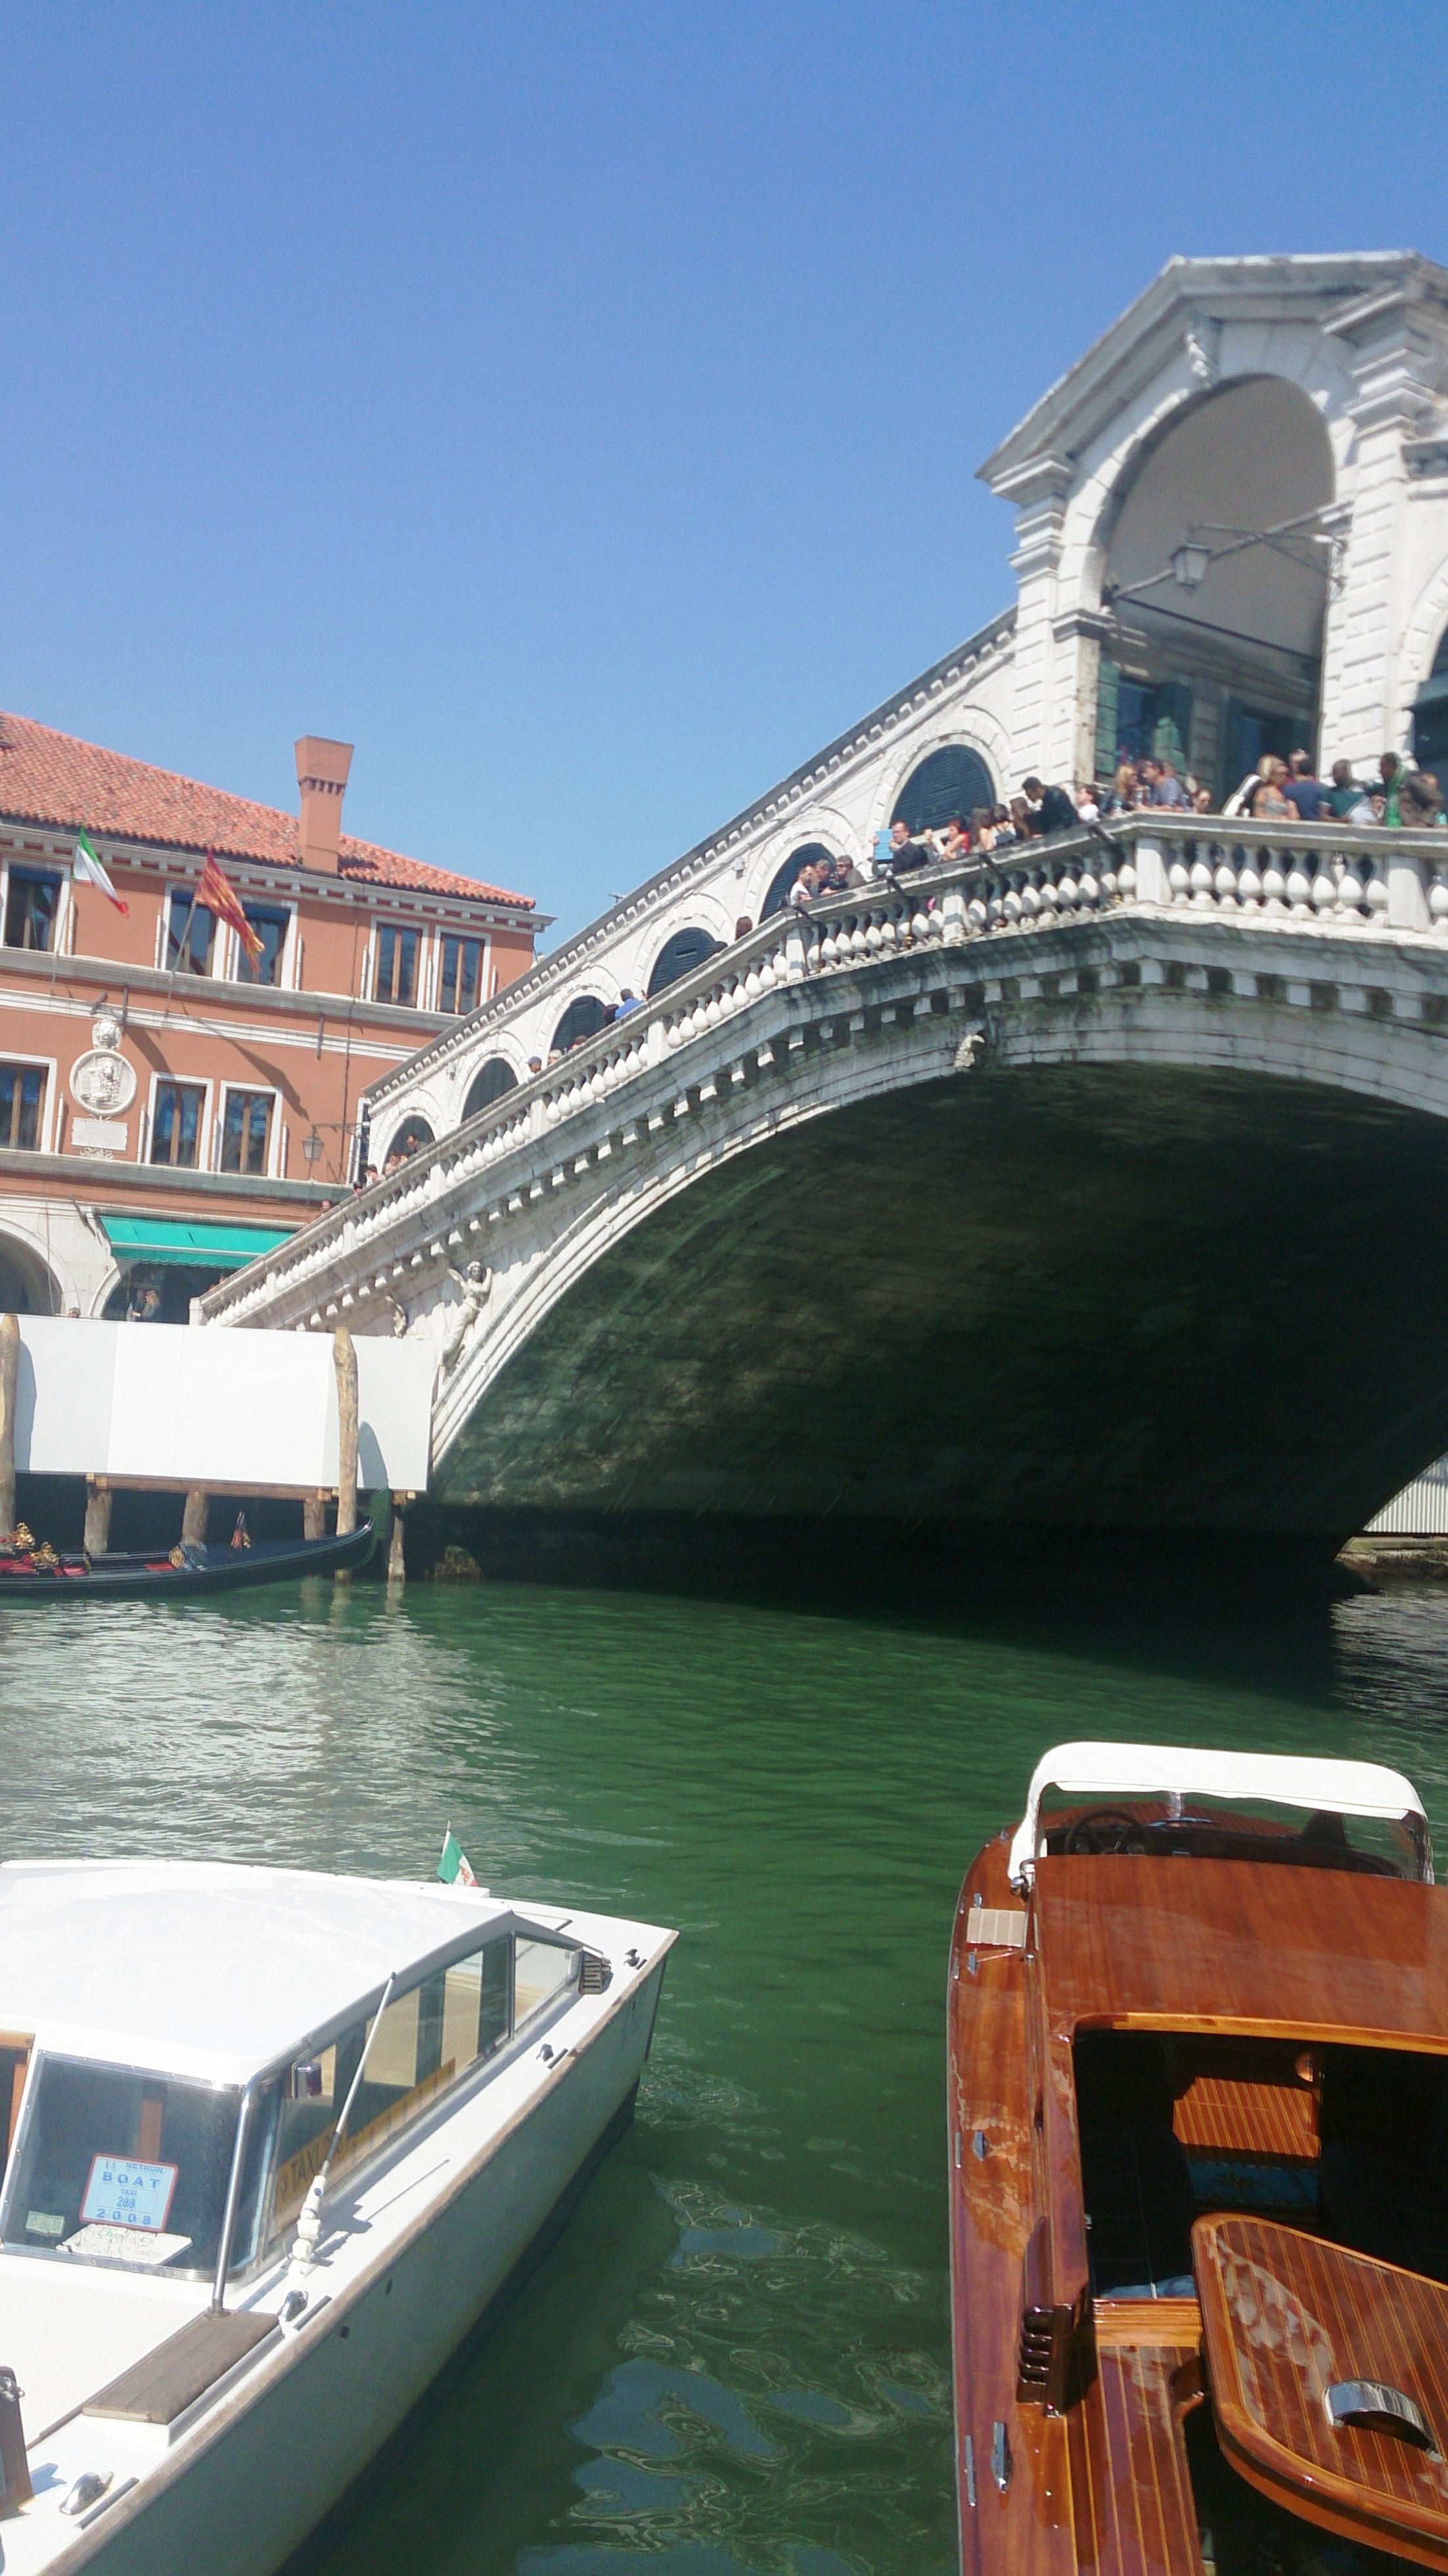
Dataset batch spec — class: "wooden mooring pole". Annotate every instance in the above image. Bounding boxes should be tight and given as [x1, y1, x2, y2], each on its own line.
[181, 1489, 210, 1545]
[333, 1327, 358, 1581]
[0, 1314, 17, 1538]
[84, 1478, 112, 1557]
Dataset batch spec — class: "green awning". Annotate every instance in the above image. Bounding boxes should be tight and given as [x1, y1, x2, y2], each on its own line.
[101, 1216, 295, 1272]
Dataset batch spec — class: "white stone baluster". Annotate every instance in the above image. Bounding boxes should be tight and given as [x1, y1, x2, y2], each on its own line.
[1334, 858, 1367, 925]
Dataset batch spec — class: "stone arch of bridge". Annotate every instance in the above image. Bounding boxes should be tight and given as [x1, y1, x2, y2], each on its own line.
[760, 843, 836, 918]
[1399, 543, 1448, 761]
[1062, 341, 1347, 618]
[745, 806, 856, 923]
[385, 1113, 436, 1164]
[1093, 374, 1335, 643]
[1082, 373, 1336, 791]
[646, 925, 724, 996]
[422, 946, 1448, 1550]
[867, 714, 1010, 835]
[462, 1055, 520, 1120]
[428, 1036, 1448, 1542]
[891, 745, 996, 833]
[551, 993, 612, 1054]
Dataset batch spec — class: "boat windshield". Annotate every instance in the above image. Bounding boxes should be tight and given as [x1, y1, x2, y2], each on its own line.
[1039, 1789, 1425, 1878]
[0, 2056, 272, 2276]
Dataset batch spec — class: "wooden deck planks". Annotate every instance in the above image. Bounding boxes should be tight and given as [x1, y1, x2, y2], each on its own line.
[85, 2309, 279, 2425]
[1067, 2348, 1203, 2576]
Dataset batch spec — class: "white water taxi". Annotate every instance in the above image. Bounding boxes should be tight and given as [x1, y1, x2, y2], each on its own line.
[0, 1857, 675, 2574]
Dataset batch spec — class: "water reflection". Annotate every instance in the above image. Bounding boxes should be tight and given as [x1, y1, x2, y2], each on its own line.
[1, 1571, 1446, 2573]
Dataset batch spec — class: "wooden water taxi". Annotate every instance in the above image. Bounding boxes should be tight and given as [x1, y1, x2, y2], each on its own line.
[0, 1858, 674, 2573]
[949, 1741, 1448, 2576]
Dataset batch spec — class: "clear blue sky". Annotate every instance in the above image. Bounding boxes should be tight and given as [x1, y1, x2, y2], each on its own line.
[3, 2, 1445, 944]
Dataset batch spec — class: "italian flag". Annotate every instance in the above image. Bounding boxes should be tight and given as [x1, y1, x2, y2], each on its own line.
[437, 1828, 478, 1888]
[72, 829, 128, 915]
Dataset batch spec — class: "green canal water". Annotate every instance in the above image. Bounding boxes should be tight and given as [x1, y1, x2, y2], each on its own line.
[3, 1571, 1448, 2575]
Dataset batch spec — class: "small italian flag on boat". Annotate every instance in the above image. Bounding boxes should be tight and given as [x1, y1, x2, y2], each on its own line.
[438, 1827, 478, 1887]
[72, 828, 128, 915]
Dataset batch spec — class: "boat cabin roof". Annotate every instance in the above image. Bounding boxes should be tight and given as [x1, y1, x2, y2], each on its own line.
[1008, 1740, 1428, 1890]
[1036, 1855, 1448, 2051]
[0, 1860, 539, 2083]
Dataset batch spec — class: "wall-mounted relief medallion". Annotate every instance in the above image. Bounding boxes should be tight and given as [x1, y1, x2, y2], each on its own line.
[70, 1011, 138, 1118]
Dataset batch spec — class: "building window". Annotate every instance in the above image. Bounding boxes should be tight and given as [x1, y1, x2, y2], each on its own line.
[1097, 664, 1194, 775]
[166, 889, 215, 976]
[220, 1088, 274, 1176]
[374, 925, 419, 1007]
[151, 1080, 206, 1168]
[438, 934, 483, 1015]
[0, 1064, 45, 1150]
[4, 870, 62, 954]
[235, 907, 290, 988]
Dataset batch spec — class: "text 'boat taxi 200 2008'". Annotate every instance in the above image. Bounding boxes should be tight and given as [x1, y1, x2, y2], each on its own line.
[0, 1858, 675, 2575]
[949, 1741, 1448, 2576]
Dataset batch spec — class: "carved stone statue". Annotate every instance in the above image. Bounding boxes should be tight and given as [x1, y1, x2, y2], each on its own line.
[439, 1261, 493, 1371]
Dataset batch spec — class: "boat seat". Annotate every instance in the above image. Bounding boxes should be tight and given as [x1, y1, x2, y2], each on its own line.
[84, 2310, 278, 2426]
[1081, 2124, 1196, 2299]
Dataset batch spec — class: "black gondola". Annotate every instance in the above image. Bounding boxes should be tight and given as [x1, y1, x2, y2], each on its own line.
[0, 1517, 377, 1601]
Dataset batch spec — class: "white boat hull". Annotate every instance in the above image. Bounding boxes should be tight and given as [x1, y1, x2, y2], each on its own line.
[44, 1958, 666, 2576]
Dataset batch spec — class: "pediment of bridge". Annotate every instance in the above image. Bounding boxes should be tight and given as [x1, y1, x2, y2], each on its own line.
[979, 253, 1448, 507]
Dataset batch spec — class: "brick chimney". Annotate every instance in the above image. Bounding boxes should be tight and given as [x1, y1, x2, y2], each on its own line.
[294, 736, 353, 873]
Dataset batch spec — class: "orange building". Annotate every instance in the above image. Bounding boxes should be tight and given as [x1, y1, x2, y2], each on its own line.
[0, 714, 545, 1319]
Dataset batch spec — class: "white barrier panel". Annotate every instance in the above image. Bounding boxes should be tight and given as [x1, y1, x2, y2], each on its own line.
[12, 1322, 434, 1492]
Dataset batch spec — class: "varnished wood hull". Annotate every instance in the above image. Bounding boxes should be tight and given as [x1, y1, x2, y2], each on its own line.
[949, 1824, 1448, 2574]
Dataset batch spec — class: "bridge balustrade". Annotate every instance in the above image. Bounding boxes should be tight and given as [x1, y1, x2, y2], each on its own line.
[200, 813, 1448, 1336]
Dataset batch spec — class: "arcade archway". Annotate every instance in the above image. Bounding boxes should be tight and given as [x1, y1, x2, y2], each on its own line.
[1098, 376, 1334, 797]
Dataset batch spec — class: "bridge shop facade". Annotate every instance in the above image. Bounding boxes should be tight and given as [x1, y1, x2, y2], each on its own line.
[206, 253, 1448, 1551]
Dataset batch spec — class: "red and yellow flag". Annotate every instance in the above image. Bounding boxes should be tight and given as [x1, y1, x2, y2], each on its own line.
[196, 851, 263, 965]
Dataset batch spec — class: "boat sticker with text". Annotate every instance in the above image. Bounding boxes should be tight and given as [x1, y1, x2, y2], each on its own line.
[81, 2153, 179, 2232]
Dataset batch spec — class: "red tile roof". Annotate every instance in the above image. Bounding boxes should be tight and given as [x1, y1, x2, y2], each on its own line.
[0, 712, 533, 909]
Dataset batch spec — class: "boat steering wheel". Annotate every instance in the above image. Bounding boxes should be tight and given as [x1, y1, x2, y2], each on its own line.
[1062, 1807, 1152, 1856]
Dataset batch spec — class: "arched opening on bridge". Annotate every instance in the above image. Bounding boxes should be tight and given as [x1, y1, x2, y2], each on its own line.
[463, 1057, 518, 1120]
[646, 927, 723, 997]
[762, 844, 835, 919]
[385, 1115, 434, 1168]
[892, 747, 995, 835]
[1097, 375, 1334, 802]
[1414, 626, 1448, 781]
[0, 1231, 58, 1314]
[551, 996, 608, 1055]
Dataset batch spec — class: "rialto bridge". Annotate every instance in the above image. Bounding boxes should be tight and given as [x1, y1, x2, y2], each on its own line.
[204, 812, 1448, 1544]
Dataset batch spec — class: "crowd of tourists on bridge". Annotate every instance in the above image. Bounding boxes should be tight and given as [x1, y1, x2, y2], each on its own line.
[357, 741, 1447, 1192]
[781, 747, 1448, 908]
